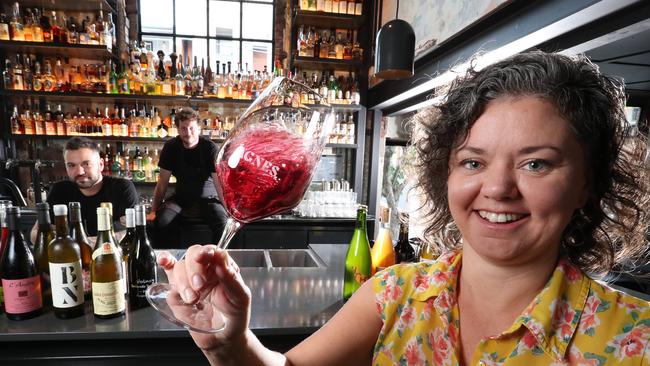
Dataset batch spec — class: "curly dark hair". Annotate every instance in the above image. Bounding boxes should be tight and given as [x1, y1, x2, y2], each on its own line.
[175, 108, 199, 127]
[413, 50, 649, 275]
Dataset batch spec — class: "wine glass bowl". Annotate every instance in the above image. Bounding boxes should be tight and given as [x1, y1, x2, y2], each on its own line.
[147, 77, 335, 333]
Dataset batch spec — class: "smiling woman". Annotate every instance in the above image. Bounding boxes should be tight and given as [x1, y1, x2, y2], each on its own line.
[414, 51, 650, 276]
[161, 51, 650, 366]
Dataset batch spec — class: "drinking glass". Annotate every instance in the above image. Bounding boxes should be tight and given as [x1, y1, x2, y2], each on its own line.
[146, 77, 335, 333]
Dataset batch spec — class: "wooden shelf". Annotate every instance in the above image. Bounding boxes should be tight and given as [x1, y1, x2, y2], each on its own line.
[9, 134, 227, 144]
[0, 89, 253, 106]
[326, 143, 357, 149]
[294, 10, 364, 29]
[0, 41, 113, 60]
[293, 56, 363, 71]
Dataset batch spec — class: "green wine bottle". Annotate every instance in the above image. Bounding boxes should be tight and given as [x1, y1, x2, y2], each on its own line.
[343, 204, 371, 301]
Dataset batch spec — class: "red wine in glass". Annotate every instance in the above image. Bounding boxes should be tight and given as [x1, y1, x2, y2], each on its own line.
[216, 127, 319, 223]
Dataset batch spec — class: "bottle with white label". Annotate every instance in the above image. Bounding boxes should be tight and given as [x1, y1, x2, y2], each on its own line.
[128, 204, 157, 310]
[48, 204, 85, 319]
[1, 207, 42, 320]
[69, 202, 93, 299]
[91, 207, 125, 319]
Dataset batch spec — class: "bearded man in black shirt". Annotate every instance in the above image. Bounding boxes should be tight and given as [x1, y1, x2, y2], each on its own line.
[31, 137, 139, 240]
[151, 108, 227, 246]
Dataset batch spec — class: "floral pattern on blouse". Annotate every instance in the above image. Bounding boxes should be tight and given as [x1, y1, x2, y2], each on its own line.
[372, 251, 650, 365]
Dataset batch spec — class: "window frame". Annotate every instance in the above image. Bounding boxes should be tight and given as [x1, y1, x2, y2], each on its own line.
[138, 0, 275, 71]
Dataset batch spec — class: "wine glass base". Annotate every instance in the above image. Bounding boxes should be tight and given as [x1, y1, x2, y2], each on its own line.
[146, 283, 227, 334]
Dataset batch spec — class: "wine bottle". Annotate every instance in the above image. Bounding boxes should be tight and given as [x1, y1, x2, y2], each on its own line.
[343, 204, 371, 300]
[119, 208, 136, 295]
[48, 204, 85, 319]
[370, 207, 396, 273]
[395, 216, 415, 263]
[91, 207, 125, 319]
[128, 205, 157, 309]
[33, 202, 54, 278]
[69, 202, 93, 299]
[1, 207, 43, 320]
[0, 201, 12, 312]
[100, 201, 126, 294]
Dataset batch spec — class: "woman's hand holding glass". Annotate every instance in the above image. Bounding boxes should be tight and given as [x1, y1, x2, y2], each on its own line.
[157, 245, 251, 350]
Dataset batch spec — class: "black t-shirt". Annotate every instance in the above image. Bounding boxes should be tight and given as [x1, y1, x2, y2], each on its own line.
[47, 176, 139, 236]
[158, 136, 219, 207]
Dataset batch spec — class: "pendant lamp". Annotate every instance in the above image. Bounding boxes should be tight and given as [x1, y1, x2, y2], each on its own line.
[374, 0, 415, 80]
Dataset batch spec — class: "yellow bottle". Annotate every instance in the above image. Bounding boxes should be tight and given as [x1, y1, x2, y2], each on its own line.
[370, 207, 396, 274]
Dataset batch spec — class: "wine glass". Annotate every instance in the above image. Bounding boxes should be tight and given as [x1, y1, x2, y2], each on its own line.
[147, 76, 336, 333]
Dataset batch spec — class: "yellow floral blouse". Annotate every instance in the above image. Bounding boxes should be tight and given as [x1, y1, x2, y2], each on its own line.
[372, 251, 650, 365]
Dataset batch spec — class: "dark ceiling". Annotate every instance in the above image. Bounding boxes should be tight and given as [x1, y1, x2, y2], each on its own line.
[586, 27, 650, 93]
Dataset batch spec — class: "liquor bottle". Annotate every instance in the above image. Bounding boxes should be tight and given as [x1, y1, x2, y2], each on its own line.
[12, 55, 24, 90]
[395, 218, 416, 263]
[347, 0, 355, 15]
[0, 14, 10, 41]
[55, 104, 65, 135]
[10, 105, 22, 135]
[175, 55, 185, 96]
[69, 202, 92, 299]
[1, 207, 43, 320]
[355, 0, 363, 15]
[22, 55, 33, 91]
[343, 205, 371, 300]
[9, 2, 25, 41]
[42, 59, 55, 92]
[128, 205, 157, 309]
[370, 207, 396, 273]
[32, 202, 54, 281]
[108, 61, 118, 94]
[30, 61, 42, 92]
[31, 9, 44, 42]
[48, 204, 84, 319]
[23, 8, 34, 42]
[91, 207, 125, 319]
[118, 62, 130, 94]
[156, 111, 168, 139]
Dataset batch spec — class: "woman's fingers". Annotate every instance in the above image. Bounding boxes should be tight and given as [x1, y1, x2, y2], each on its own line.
[157, 250, 177, 285]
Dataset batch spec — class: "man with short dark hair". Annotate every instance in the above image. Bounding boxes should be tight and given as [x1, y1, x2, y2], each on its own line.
[151, 108, 227, 246]
[32, 137, 138, 238]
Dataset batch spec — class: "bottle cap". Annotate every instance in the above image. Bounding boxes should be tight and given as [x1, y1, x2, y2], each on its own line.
[135, 204, 146, 226]
[96, 207, 110, 231]
[125, 208, 135, 228]
[53, 204, 67, 216]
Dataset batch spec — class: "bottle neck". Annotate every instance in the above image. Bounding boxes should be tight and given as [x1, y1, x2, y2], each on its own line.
[54, 215, 69, 237]
[355, 211, 367, 231]
[135, 224, 147, 238]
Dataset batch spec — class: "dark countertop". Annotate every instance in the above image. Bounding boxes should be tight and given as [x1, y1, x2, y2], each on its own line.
[0, 244, 348, 341]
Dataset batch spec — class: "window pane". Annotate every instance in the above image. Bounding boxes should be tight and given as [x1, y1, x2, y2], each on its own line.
[142, 35, 174, 56]
[209, 1, 240, 38]
[242, 41, 271, 73]
[176, 0, 208, 36]
[141, 0, 173, 33]
[176, 38, 208, 67]
[209, 40, 240, 69]
[242, 3, 273, 40]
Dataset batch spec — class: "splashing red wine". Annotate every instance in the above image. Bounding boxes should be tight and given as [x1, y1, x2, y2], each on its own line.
[216, 128, 319, 223]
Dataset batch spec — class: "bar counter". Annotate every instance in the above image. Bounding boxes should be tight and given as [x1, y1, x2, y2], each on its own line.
[0, 244, 348, 365]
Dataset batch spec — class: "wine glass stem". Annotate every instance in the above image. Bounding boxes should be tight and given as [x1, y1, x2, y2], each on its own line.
[217, 217, 241, 249]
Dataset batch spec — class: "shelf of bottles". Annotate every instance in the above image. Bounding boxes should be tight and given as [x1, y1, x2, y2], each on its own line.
[13, 0, 115, 13]
[0, 41, 113, 60]
[294, 10, 364, 29]
[297, 0, 363, 17]
[0, 1, 116, 51]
